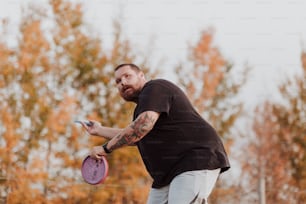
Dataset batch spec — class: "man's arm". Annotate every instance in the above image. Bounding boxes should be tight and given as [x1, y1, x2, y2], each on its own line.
[90, 111, 160, 158]
[96, 126, 123, 140]
[108, 111, 160, 151]
[82, 121, 123, 140]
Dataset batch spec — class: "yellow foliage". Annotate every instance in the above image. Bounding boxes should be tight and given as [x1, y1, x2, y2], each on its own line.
[46, 95, 77, 136]
[0, 0, 155, 203]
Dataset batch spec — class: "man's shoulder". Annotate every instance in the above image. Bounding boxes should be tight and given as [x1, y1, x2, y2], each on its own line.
[146, 79, 175, 86]
[144, 79, 183, 94]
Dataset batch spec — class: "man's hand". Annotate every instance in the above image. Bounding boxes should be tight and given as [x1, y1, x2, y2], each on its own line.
[81, 120, 101, 136]
[90, 146, 106, 159]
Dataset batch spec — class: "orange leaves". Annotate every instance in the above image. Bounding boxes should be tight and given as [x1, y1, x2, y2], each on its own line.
[301, 52, 306, 71]
[65, 184, 88, 200]
[46, 95, 77, 136]
[193, 30, 225, 70]
[272, 51, 306, 202]
[0, 0, 157, 203]
[0, 105, 20, 151]
[18, 20, 50, 72]
[185, 30, 228, 104]
[242, 102, 296, 203]
[0, 44, 15, 87]
[194, 31, 212, 60]
[51, 0, 83, 28]
[175, 30, 248, 203]
[3, 157, 48, 204]
[189, 31, 226, 100]
[238, 51, 306, 203]
[177, 29, 246, 141]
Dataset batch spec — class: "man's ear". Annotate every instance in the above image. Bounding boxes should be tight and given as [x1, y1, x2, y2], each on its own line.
[140, 72, 145, 79]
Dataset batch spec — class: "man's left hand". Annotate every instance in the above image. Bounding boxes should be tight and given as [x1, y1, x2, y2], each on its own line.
[90, 146, 106, 159]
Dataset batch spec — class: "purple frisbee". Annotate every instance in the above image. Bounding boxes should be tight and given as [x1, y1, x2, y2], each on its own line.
[81, 155, 109, 185]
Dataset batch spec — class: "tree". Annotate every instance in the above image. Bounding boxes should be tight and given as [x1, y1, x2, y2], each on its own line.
[271, 51, 306, 203]
[176, 29, 248, 139]
[239, 102, 295, 203]
[175, 29, 248, 203]
[239, 51, 306, 204]
[0, 0, 157, 203]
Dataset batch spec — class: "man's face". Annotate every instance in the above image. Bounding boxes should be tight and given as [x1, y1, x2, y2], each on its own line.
[114, 65, 145, 101]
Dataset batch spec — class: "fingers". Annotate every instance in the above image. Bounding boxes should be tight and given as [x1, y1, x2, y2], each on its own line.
[82, 121, 94, 128]
[77, 120, 100, 135]
[75, 120, 93, 131]
[81, 121, 91, 131]
[96, 154, 103, 160]
[90, 146, 106, 160]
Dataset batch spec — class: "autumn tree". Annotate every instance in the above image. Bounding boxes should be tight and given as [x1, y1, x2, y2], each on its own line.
[0, 5, 62, 203]
[238, 51, 306, 204]
[238, 102, 295, 203]
[175, 29, 248, 203]
[271, 51, 306, 203]
[0, 0, 157, 203]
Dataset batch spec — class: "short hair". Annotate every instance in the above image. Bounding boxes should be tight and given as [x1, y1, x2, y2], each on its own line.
[114, 63, 141, 72]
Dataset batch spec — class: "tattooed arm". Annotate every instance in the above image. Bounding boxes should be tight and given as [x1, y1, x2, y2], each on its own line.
[90, 111, 160, 159]
[82, 120, 123, 140]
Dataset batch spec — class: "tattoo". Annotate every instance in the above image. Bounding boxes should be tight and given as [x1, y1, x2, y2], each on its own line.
[131, 112, 156, 138]
[108, 112, 157, 152]
[109, 133, 129, 151]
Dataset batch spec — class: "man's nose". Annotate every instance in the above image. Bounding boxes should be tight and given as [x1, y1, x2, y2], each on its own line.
[121, 78, 127, 86]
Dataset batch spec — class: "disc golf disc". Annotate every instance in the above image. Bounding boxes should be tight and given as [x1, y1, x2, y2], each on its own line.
[81, 155, 109, 185]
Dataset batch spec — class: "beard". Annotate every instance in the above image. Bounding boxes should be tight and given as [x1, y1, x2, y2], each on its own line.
[120, 86, 141, 102]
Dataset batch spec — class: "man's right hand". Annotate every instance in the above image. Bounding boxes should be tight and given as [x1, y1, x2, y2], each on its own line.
[81, 120, 101, 136]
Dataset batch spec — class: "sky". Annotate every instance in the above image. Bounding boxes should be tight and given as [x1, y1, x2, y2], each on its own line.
[84, 0, 306, 109]
[1, 0, 306, 110]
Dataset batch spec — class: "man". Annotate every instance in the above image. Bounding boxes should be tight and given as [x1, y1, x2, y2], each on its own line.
[82, 63, 230, 204]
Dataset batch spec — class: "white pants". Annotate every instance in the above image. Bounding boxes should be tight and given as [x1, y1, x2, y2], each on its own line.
[147, 169, 220, 204]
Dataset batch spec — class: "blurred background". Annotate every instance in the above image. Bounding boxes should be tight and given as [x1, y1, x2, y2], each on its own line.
[0, 0, 305, 203]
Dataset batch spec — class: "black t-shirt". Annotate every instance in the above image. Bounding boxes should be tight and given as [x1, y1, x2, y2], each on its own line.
[134, 79, 230, 188]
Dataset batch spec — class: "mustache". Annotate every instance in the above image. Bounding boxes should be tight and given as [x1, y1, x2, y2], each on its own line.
[122, 85, 133, 92]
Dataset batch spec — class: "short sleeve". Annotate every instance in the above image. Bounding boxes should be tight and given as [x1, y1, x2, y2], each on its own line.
[136, 81, 172, 116]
